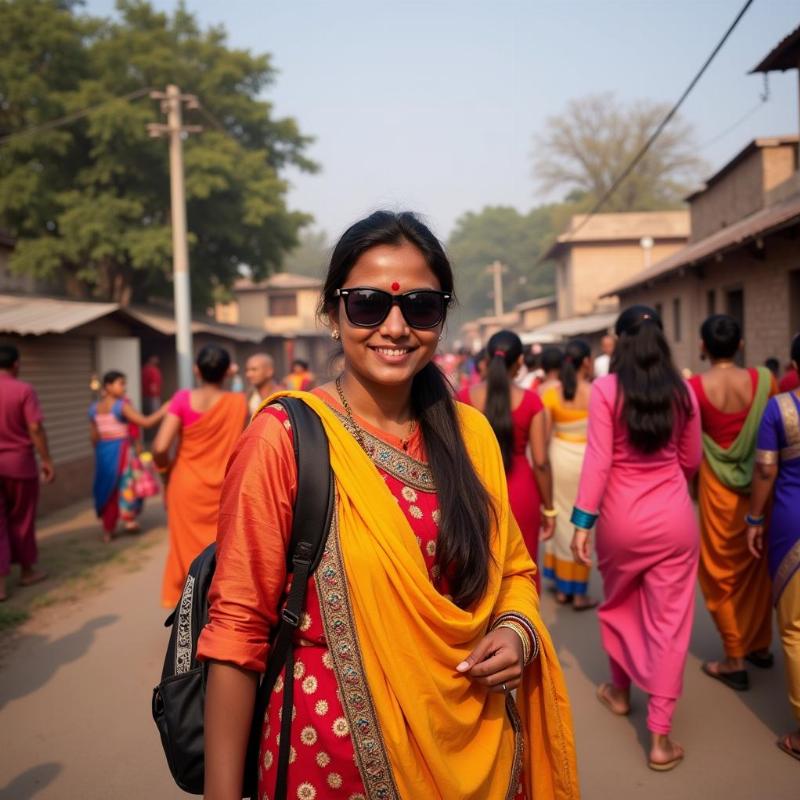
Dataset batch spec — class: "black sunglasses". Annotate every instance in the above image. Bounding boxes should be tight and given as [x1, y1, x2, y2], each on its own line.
[335, 287, 451, 329]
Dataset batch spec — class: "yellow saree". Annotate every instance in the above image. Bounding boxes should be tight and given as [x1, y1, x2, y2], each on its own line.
[267, 390, 580, 800]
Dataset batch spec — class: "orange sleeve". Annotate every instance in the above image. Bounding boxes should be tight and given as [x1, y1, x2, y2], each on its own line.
[196, 410, 297, 672]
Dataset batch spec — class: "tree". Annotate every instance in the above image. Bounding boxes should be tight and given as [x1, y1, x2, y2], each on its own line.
[0, 0, 317, 308]
[532, 93, 707, 211]
[447, 205, 557, 324]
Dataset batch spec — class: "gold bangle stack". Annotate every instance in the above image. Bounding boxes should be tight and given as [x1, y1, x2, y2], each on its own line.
[541, 507, 558, 518]
[496, 620, 532, 666]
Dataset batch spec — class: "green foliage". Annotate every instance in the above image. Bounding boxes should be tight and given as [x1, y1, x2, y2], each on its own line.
[0, 0, 317, 307]
[280, 227, 330, 279]
[447, 205, 557, 323]
[532, 93, 707, 212]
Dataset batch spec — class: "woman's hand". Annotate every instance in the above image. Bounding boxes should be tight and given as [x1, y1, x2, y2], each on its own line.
[571, 527, 592, 566]
[747, 524, 764, 559]
[540, 515, 556, 541]
[456, 627, 523, 693]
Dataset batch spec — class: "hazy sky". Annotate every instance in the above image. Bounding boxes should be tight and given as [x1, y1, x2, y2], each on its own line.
[87, 0, 799, 241]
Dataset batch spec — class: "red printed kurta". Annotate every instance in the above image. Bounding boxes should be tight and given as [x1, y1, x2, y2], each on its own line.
[197, 392, 526, 799]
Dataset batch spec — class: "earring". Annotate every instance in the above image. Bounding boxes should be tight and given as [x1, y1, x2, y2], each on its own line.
[331, 329, 340, 341]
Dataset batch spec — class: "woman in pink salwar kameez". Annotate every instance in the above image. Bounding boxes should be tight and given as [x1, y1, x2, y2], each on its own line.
[571, 305, 702, 772]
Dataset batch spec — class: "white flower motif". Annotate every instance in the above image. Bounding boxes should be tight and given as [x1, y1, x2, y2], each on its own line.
[297, 782, 316, 799]
[401, 486, 418, 502]
[299, 612, 312, 632]
[300, 725, 318, 746]
[316, 751, 331, 768]
[432, 509, 441, 525]
[327, 773, 343, 789]
[293, 660, 306, 679]
[332, 717, 350, 737]
[426, 539, 436, 557]
[315, 699, 329, 716]
[273, 675, 284, 693]
[302, 675, 318, 694]
[322, 651, 334, 670]
[263, 750, 273, 770]
[409, 505, 423, 519]
[289, 745, 297, 764]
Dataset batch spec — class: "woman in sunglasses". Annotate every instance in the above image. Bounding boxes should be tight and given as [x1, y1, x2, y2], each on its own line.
[198, 211, 578, 800]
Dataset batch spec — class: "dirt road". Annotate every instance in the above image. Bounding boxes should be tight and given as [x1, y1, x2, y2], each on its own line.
[0, 504, 796, 799]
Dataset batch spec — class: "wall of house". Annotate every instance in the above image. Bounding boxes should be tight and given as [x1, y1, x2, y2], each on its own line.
[690, 144, 797, 242]
[566, 239, 685, 317]
[262, 288, 321, 335]
[520, 305, 556, 329]
[235, 292, 266, 329]
[620, 234, 800, 374]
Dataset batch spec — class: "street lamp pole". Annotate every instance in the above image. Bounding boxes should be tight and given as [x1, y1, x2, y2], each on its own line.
[148, 85, 202, 389]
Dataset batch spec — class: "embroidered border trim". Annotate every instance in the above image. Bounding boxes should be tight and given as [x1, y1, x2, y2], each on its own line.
[774, 539, 800, 607]
[777, 393, 800, 462]
[175, 574, 195, 674]
[755, 448, 779, 465]
[331, 409, 435, 492]
[504, 694, 525, 800]
[316, 494, 400, 800]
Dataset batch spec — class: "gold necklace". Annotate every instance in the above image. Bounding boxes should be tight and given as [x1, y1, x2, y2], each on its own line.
[335, 376, 416, 452]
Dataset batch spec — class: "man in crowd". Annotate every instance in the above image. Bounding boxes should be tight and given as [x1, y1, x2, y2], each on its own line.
[0, 343, 55, 601]
[141, 355, 163, 415]
[245, 353, 279, 415]
[593, 334, 615, 378]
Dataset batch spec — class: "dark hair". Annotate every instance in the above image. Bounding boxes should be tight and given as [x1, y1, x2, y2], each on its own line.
[764, 357, 780, 377]
[523, 349, 538, 370]
[700, 314, 741, 360]
[0, 343, 20, 370]
[196, 344, 231, 384]
[102, 370, 125, 386]
[611, 305, 692, 454]
[322, 210, 491, 608]
[792, 333, 800, 367]
[541, 346, 563, 374]
[292, 359, 309, 370]
[485, 330, 524, 471]
[560, 339, 591, 401]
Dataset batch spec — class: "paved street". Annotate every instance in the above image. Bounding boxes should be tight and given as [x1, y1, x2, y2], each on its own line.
[0, 504, 796, 799]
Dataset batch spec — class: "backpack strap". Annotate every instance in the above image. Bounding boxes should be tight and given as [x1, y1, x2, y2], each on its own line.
[242, 396, 334, 799]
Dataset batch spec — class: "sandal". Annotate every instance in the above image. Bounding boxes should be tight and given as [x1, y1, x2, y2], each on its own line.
[701, 661, 748, 691]
[745, 651, 774, 669]
[555, 592, 573, 605]
[19, 570, 47, 588]
[648, 744, 685, 772]
[777, 734, 800, 762]
[572, 597, 598, 612]
[596, 683, 630, 716]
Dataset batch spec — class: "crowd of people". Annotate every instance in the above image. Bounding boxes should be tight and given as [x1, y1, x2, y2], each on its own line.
[1, 209, 798, 797]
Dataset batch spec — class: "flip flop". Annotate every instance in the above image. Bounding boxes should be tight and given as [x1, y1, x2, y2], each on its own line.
[745, 651, 774, 669]
[572, 598, 598, 612]
[701, 662, 749, 691]
[777, 734, 800, 762]
[555, 592, 573, 605]
[648, 748, 684, 772]
[596, 683, 630, 716]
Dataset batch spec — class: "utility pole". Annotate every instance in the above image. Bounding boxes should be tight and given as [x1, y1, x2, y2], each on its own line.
[488, 260, 505, 317]
[147, 85, 202, 390]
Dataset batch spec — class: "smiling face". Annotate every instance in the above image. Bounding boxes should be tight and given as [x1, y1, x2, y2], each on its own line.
[330, 240, 444, 390]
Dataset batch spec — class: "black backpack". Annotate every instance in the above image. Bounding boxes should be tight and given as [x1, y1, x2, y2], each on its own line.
[152, 396, 334, 798]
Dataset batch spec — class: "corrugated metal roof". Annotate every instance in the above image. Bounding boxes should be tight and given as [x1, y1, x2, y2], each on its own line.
[751, 25, 800, 73]
[0, 296, 119, 335]
[605, 191, 800, 296]
[520, 311, 618, 344]
[124, 306, 266, 343]
[234, 272, 322, 291]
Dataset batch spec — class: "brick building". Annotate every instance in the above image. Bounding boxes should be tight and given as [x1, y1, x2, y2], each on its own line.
[605, 136, 800, 373]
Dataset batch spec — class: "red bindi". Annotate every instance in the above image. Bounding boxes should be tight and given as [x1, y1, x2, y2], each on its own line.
[391, 281, 400, 292]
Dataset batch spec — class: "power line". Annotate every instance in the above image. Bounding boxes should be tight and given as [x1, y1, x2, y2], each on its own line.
[697, 77, 769, 151]
[560, 0, 755, 244]
[0, 87, 153, 147]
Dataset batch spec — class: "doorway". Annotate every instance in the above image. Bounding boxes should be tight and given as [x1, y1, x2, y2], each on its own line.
[725, 288, 745, 365]
[97, 337, 142, 408]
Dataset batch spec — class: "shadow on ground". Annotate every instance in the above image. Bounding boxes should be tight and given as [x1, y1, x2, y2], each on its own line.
[0, 762, 61, 800]
[0, 615, 117, 710]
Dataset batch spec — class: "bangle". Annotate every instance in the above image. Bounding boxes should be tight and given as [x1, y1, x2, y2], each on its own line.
[570, 506, 598, 530]
[492, 612, 540, 665]
[495, 620, 532, 666]
[541, 507, 558, 518]
[745, 513, 765, 526]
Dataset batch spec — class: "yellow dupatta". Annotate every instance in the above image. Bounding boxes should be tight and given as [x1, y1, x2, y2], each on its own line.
[266, 390, 580, 799]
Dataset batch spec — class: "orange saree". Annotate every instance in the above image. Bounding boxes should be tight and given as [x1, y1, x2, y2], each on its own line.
[161, 392, 247, 608]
